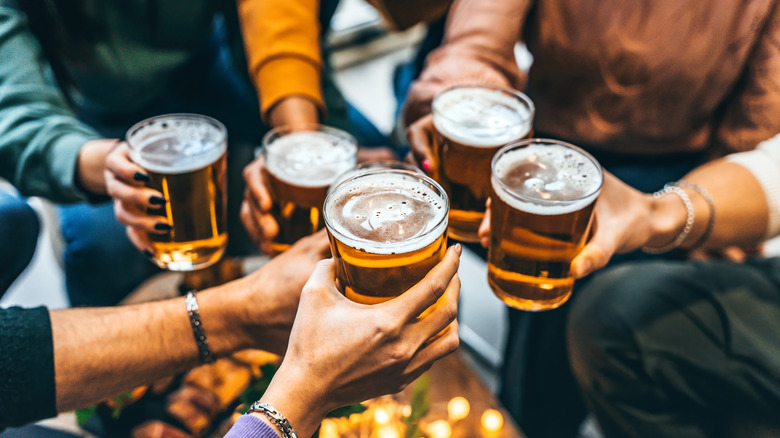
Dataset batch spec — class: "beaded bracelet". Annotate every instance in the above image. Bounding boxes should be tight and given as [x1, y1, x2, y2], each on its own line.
[675, 180, 715, 249]
[185, 291, 216, 365]
[246, 402, 299, 438]
[641, 185, 695, 254]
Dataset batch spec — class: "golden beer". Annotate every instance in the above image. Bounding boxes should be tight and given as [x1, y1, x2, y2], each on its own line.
[264, 126, 357, 253]
[488, 139, 602, 311]
[432, 85, 534, 242]
[323, 169, 449, 304]
[127, 114, 228, 271]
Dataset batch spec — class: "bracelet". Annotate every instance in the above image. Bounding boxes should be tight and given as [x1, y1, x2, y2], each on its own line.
[246, 402, 299, 438]
[185, 291, 215, 364]
[675, 180, 715, 249]
[642, 185, 695, 254]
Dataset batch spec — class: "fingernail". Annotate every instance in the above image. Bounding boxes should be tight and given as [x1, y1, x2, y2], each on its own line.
[149, 195, 166, 205]
[454, 243, 462, 255]
[154, 223, 172, 231]
[143, 249, 153, 258]
[133, 172, 150, 182]
[422, 159, 433, 172]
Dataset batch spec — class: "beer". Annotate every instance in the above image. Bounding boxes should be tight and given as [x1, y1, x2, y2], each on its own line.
[488, 139, 602, 311]
[263, 126, 357, 253]
[432, 85, 534, 242]
[127, 114, 227, 271]
[324, 169, 448, 304]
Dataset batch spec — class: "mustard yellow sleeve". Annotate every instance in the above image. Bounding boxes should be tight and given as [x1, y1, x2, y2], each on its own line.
[237, 0, 326, 121]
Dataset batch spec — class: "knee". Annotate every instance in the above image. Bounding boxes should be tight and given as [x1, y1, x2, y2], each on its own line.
[0, 195, 40, 266]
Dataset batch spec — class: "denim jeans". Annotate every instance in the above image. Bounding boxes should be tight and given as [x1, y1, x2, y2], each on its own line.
[0, 193, 40, 296]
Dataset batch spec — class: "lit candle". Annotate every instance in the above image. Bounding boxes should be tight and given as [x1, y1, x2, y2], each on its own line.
[428, 419, 452, 438]
[481, 409, 504, 432]
[447, 396, 470, 421]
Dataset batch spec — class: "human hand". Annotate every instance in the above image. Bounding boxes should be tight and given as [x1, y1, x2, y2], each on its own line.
[233, 230, 331, 355]
[570, 172, 655, 278]
[104, 141, 169, 254]
[240, 154, 278, 253]
[478, 198, 492, 248]
[257, 244, 462, 437]
[405, 113, 436, 175]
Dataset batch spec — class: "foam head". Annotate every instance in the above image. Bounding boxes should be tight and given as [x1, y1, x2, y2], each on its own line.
[127, 114, 226, 174]
[492, 141, 602, 215]
[433, 86, 534, 147]
[324, 170, 448, 254]
[265, 131, 357, 187]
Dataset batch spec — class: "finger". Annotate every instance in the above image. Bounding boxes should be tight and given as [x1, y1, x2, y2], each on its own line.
[389, 244, 461, 321]
[411, 272, 461, 339]
[292, 228, 331, 258]
[479, 198, 492, 248]
[406, 114, 435, 174]
[105, 143, 150, 185]
[301, 258, 340, 299]
[240, 199, 267, 251]
[106, 174, 165, 210]
[114, 199, 170, 234]
[402, 319, 460, 381]
[126, 227, 154, 256]
[243, 156, 274, 212]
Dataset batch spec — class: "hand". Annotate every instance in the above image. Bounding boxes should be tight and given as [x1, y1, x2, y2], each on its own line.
[240, 154, 278, 253]
[104, 142, 169, 254]
[233, 230, 331, 355]
[77, 138, 115, 196]
[405, 113, 436, 175]
[478, 198, 492, 248]
[257, 244, 462, 437]
[570, 172, 655, 278]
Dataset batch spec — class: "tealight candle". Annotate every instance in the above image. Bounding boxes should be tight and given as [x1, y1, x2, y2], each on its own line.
[428, 419, 452, 438]
[481, 409, 504, 432]
[447, 396, 470, 421]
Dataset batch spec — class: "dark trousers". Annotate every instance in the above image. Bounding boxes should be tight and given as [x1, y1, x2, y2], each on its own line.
[568, 257, 780, 437]
[0, 193, 40, 296]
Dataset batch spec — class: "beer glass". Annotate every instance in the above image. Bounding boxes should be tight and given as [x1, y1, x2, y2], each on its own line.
[263, 125, 357, 253]
[127, 114, 227, 271]
[323, 169, 449, 304]
[488, 139, 602, 311]
[432, 85, 534, 243]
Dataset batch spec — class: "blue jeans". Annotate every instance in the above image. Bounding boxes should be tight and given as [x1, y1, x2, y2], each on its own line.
[0, 193, 40, 296]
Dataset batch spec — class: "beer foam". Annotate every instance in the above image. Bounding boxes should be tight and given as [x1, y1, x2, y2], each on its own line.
[131, 132, 226, 174]
[265, 131, 357, 187]
[492, 143, 602, 215]
[325, 172, 448, 255]
[433, 87, 533, 147]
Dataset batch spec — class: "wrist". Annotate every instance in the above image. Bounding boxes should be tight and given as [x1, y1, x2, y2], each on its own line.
[646, 191, 688, 249]
[268, 97, 320, 128]
[77, 139, 117, 196]
[258, 362, 329, 438]
[195, 283, 257, 357]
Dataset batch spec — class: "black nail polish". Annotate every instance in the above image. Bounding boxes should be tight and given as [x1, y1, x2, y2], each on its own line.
[143, 249, 154, 258]
[149, 195, 166, 205]
[154, 223, 172, 231]
[133, 172, 150, 182]
[147, 207, 165, 216]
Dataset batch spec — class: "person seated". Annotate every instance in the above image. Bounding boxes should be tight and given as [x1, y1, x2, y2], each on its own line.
[0, 232, 462, 436]
[561, 133, 780, 437]
[0, 191, 39, 297]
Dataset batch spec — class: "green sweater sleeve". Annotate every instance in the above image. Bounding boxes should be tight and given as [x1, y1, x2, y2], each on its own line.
[0, 306, 56, 429]
[0, 5, 100, 203]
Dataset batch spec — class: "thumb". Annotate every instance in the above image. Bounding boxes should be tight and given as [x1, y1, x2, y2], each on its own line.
[571, 242, 612, 279]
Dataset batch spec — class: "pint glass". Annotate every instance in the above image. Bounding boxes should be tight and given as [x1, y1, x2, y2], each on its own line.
[432, 85, 534, 242]
[323, 169, 449, 304]
[127, 114, 227, 271]
[263, 125, 357, 253]
[488, 139, 602, 311]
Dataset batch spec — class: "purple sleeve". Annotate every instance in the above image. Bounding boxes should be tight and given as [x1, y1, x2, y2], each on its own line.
[224, 414, 281, 438]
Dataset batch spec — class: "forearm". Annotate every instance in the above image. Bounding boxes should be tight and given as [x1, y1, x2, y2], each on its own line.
[268, 96, 320, 128]
[51, 285, 254, 412]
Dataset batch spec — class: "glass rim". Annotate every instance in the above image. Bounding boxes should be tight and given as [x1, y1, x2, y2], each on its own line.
[323, 168, 450, 251]
[125, 113, 227, 153]
[491, 138, 604, 205]
[432, 83, 536, 131]
[262, 123, 358, 162]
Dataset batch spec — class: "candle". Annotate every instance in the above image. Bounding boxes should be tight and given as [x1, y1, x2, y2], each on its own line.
[447, 396, 470, 421]
[481, 409, 504, 432]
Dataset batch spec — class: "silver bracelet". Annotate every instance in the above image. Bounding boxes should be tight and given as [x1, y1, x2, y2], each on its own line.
[185, 291, 215, 364]
[675, 180, 715, 249]
[246, 402, 299, 438]
[642, 185, 695, 254]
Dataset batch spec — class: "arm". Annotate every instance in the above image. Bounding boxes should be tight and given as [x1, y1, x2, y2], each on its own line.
[228, 245, 462, 438]
[236, 0, 324, 126]
[569, 135, 779, 278]
[43, 231, 327, 414]
[0, 6, 107, 202]
[712, 4, 780, 154]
